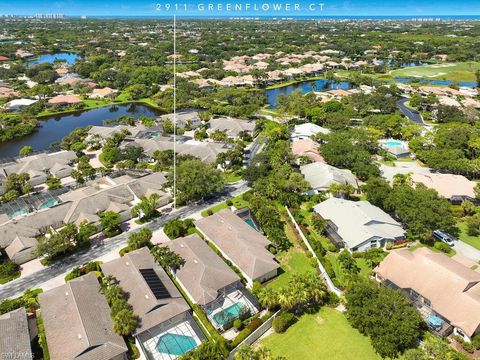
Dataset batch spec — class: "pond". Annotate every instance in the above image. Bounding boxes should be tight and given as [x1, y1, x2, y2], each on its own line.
[265, 79, 352, 108]
[394, 77, 477, 88]
[0, 103, 162, 159]
[26, 52, 79, 66]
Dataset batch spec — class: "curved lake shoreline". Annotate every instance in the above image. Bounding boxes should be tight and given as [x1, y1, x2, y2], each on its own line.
[0, 103, 162, 159]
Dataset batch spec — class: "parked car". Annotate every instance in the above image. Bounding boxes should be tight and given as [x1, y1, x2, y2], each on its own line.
[433, 230, 455, 246]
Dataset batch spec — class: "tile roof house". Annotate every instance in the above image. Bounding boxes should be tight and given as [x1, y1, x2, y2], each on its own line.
[194, 209, 280, 286]
[411, 173, 476, 204]
[374, 247, 480, 341]
[314, 198, 405, 252]
[0, 172, 170, 264]
[291, 139, 325, 163]
[101, 247, 204, 359]
[47, 94, 82, 105]
[167, 234, 241, 306]
[0, 308, 33, 360]
[159, 111, 202, 129]
[290, 123, 330, 141]
[300, 162, 358, 193]
[89, 87, 118, 99]
[206, 118, 256, 138]
[39, 273, 128, 360]
[101, 247, 191, 335]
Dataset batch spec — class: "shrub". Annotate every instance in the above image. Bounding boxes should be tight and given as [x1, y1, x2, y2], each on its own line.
[231, 328, 251, 347]
[226, 200, 233, 206]
[434, 241, 451, 254]
[272, 312, 295, 333]
[455, 336, 474, 353]
[207, 209, 213, 216]
[246, 317, 263, 332]
[472, 333, 480, 350]
[233, 319, 242, 330]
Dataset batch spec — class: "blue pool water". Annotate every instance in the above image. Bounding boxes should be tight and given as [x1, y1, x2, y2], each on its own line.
[245, 217, 258, 231]
[9, 207, 29, 218]
[213, 303, 245, 326]
[27, 52, 79, 66]
[156, 333, 197, 356]
[427, 315, 443, 329]
[38, 199, 59, 210]
[384, 141, 403, 147]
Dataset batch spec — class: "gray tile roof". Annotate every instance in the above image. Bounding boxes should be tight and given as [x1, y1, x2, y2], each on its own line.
[300, 162, 358, 191]
[207, 117, 256, 137]
[101, 247, 190, 335]
[167, 234, 240, 305]
[1, 151, 76, 177]
[314, 198, 405, 249]
[0, 307, 33, 360]
[194, 209, 279, 281]
[38, 273, 127, 360]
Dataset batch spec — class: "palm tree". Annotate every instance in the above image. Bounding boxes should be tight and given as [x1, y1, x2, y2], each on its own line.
[131, 193, 160, 220]
[113, 308, 138, 336]
[257, 286, 279, 311]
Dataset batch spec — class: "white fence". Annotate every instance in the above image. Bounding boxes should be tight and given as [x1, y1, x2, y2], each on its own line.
[228, 310, 281, 359]
[285, 206, 342, 296]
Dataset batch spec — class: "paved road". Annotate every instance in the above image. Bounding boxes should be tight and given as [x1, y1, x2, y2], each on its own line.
[397, 97, 424, 125]
[0, 181, 250, 299]
[244, 135, 265, 166]
[453, 240, 480, 263]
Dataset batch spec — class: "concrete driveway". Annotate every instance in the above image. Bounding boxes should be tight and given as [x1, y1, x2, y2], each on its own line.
[397, 97, 424, 125]
[453, 240, 480, 263]
[380, 161, 432, 183]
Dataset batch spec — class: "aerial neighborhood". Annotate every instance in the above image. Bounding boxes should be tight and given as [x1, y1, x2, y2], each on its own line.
[1, 13, 480, 360]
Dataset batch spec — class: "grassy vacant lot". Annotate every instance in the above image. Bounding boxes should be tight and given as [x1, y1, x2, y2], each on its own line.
[389, 62, 480, 82]
[261, 307, 380, 360]
[456, 221, 480, 250]
[267, 247, 314, 290]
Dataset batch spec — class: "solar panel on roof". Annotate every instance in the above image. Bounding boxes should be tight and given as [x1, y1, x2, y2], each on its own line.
[139, 268, 170, 299]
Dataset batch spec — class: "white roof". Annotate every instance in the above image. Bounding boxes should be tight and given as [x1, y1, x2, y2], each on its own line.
[4, 99, 37, 108]
[300, 162, 358, 191]
[314, 198, 405, 249]
[291, 123, 330, 140]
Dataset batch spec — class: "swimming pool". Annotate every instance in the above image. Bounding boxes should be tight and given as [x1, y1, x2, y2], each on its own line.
[9, 207, 29, 218]
[213, 302, 245, 326]
[156, 333, 197, 356]
[38, 198, 59, 210]
[244, 217, 259, 231]
[384, 141, 403, 147]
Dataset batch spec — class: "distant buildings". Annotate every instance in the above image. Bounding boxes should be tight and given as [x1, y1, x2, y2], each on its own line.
[375, 247, 480, 342]
[314, 198, 405, 252]
[39, 273, 128, 360]
[195, 209, 280, 286]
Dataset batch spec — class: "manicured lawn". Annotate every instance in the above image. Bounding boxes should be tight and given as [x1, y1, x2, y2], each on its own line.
[0, 271, 20, 285]
[389, 62, 480, 82]
[408, 242, 456, 257]
[267, 247, 314, 290]
[261, 307, 381, 360]
[225, 169, 243, 183]
[326, 253, 371, 286]
[200, 193, 250, 217]
[456, 221, 480, 250]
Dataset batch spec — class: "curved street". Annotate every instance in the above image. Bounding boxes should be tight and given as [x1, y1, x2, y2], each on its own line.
[396, 97, 425, 125]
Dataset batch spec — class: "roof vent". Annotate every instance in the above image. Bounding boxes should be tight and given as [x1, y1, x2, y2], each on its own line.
[78, 334, 82, 340]
[145, 294, 149, 299]
[193, 259, 198, 264]
[65, 291, 69, 296]
[180, 244, 185, 248]
[126, 261, 129, 265]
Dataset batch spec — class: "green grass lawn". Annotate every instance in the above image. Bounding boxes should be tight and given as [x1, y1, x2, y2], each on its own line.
[200, 193, 250, 217]
[408, 242, 456, 257]
[389, 62, 480, 82]
[0, 271, 20, 285]
[261, 307, 381, 360]
[267, 247, 314, 290]
[225, 169, 243, 183]
[326, 253, 372, 286]
[456, 221, 480, 250]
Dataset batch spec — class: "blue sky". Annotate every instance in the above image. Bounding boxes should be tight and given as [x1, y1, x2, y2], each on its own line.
[0, 0, 479, 17]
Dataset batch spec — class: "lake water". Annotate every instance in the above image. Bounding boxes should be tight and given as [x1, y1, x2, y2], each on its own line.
[265, 79, 352, 108]
[0, 103, 162, 158]
[27, 52, 79, 66]
[394, 77, 478, 88]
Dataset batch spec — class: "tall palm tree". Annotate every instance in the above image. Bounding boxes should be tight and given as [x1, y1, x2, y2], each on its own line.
[257, 286, 279, 311]
[113, 308, 138, 336]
